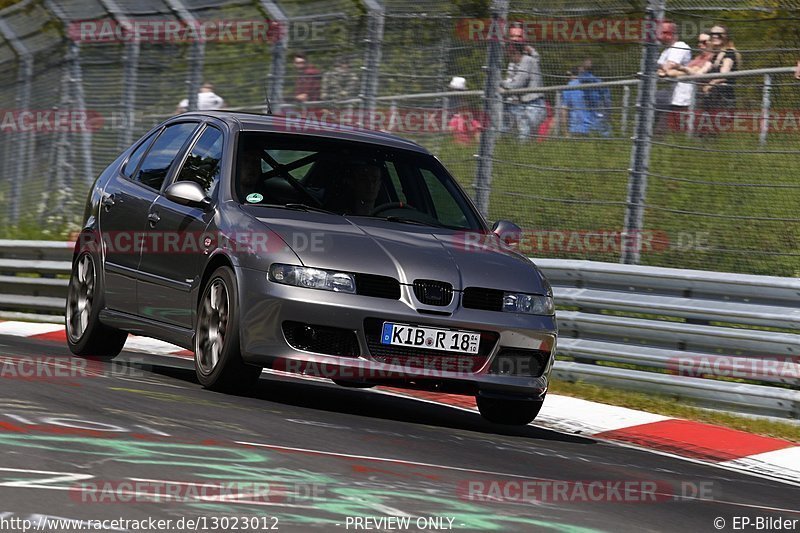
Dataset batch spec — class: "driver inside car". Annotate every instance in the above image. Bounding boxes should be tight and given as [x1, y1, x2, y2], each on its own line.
[238, 143, 266, 201]
[326, 160, 384, 215]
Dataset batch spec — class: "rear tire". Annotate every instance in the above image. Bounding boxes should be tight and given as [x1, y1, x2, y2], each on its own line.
[66, 252, 127, 358]
[476, 395, 543, 425]
[195, 266, 262, 392]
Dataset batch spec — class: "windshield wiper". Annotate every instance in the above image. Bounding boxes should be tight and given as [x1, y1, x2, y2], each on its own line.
[364, 215, 446, 228]
[261, 203, 340, 216]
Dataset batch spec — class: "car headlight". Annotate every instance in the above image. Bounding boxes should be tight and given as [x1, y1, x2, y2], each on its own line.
[268, 264, 356, 294]
[502, 292, 554, 315]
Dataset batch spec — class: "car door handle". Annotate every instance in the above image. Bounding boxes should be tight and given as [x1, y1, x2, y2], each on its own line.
[101, 194, 115, 210]
[147, 211, 160, 226]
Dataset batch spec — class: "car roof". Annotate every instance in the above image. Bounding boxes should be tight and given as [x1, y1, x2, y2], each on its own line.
[181, 111, 431, 154]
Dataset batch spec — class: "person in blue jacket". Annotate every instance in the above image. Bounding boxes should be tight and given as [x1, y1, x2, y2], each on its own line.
[577, 59, 612, 136]
[561, 70, 591, 136]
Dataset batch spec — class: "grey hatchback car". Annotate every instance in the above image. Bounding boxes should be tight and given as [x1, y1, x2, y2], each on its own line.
[66, 112, 557, 425]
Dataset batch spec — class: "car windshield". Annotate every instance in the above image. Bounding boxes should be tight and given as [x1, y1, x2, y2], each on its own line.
[235, 132, 483, 230]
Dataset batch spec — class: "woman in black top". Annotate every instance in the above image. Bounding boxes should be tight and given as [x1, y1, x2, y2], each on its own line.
[698, 25, 741, 110]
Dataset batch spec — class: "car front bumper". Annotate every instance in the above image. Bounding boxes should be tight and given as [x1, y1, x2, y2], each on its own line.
[237, 267, 557, 400]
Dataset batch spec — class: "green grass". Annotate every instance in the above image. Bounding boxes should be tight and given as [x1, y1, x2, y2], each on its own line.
[549, 379, 800, 443]
[418, 131, 800, 276]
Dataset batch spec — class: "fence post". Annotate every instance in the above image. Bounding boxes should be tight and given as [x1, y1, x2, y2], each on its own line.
[360, 0, 384, 129]
[685, 85, 696, 138]
[0, 16, 33, 225]
[119, 39, 140, 148]
[759, 73, 772, 146]
[165, 0, 204, 111]
[94, 1, 138, 147]
[620, 0, 664, 265]
[620, 85, 630, 135]
[474, 0, 508, 220]
[67, 42, 93, 188]
[260, 0, 288, 113]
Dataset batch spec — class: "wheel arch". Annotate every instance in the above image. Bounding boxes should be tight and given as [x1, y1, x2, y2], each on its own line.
[196, 251, 236, 311]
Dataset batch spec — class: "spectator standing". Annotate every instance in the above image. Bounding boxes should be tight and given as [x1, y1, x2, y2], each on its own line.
[577, 59, 611, 136]
[665, 32, 713, 131]
[175, 82, 225, 114]
[501, 42, 547, 141]
[654, 22, 691, 135]
[293, 53, 321, 104]
[561, 70, 591, 136]
[321, 57, 359, 103]
[446, 76, 481, 144]
[697, 25, 741, 111]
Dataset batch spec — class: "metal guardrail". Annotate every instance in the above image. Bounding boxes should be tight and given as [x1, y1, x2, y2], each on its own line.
[536, 258, 800, 420]
[0, 240, 797, 419]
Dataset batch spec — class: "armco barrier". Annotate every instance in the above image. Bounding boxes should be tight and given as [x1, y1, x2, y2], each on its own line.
[0, 240, 797, 419]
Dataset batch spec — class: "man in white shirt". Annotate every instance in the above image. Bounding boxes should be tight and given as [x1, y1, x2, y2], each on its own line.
[654, 22, 691, 135]
[176, 83, 225, 114]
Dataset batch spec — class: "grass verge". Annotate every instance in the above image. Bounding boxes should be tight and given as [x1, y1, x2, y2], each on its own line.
[549, 379, 800, 443]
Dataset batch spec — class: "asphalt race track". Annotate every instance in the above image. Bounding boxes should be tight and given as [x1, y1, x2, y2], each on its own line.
[0, 334, 797, 533]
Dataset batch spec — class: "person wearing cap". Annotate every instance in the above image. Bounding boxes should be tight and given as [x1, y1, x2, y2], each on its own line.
[447, 77, 481, 144]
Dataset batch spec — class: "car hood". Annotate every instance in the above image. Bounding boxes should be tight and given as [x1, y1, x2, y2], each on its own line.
[251, 209, 548, 294]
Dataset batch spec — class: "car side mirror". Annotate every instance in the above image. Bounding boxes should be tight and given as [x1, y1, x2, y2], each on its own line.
[164, 181, 211, 209]
[492, 220, 522, 247]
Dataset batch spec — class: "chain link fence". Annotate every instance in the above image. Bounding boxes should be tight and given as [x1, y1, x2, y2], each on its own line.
[0, 0, 798, 275]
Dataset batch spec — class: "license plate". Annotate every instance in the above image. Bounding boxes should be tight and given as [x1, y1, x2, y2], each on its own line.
[380, 323, 480, 355]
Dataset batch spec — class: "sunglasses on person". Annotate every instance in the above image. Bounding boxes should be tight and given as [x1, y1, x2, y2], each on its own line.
[710, 32, 726, 38]
[698, 39, 708, 44]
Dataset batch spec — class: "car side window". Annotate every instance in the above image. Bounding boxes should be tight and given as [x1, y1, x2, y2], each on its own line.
[420, 168, 468, 227]
[175, 126, 224, 196]
[133, 123, 198, 190]
[122, 131, 158, 179]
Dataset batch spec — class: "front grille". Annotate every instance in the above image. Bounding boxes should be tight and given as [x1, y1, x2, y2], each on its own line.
[413, 279, 453, 306]
[282, 321, 360, 357]
[462, 287, 504, 312]
[363, 318, 498, 374]
[489, 349, 550, 377]
[355, 273, 401, 299]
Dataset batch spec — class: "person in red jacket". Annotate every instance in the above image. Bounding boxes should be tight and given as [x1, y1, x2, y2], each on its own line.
[293, 53, 321, 104]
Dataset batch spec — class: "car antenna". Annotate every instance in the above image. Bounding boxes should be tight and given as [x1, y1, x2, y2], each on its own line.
[263, 81, 273, 115]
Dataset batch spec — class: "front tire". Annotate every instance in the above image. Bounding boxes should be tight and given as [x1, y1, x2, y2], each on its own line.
[476, 395, 544, 425]
[195, 266, 262, 392]
[66, 252, 127, 358]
